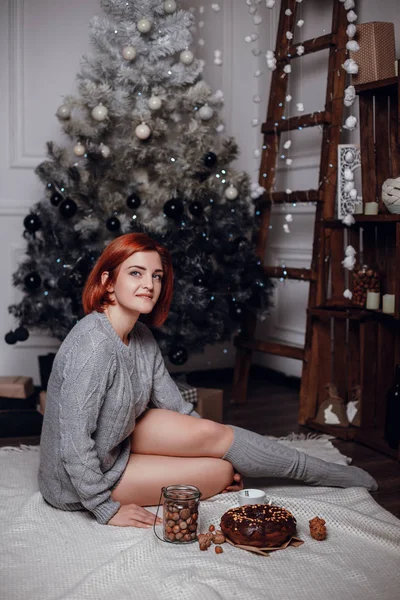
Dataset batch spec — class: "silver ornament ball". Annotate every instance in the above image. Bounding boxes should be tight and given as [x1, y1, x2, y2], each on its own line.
[56, 104, 71, 120]
[164, 0, 177, 13]
[122, 46, 136, 61]
[180, 49, 194, 65]
[73, 142, 86, 157]
[148, 96, 162, 110]
[137, 18, 152, 33]
[199, 105, 214, 121]
[92, 104, 108, 121]
[135, 123, 151, 140]
[225, 185, 238, 200]
[100, 143, 110, 158]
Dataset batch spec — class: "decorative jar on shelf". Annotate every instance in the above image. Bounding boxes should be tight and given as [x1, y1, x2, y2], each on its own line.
[352, 263, 380, 308]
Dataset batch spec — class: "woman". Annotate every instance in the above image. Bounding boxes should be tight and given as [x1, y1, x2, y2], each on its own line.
[38, 233, 377, 528]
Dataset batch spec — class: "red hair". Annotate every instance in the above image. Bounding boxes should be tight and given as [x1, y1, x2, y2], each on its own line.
[82, 233, 173, 327]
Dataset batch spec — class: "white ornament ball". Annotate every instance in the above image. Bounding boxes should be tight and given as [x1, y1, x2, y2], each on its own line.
[137, 18, 152, 33]
[344, 0, 355, 9]
[180, 49, 194, 65]
[56, 104, 71, 120]
[135, 122, 151, 140]
[382, 177, 400, 212]
[99, 143, 110, 158]
[345, 150, 355, 164]
[73, 142, 86, 157]
[199, 105, 214, 120]
[148, 96, 162, 111]
[344, 115, 358, 131]
[122, 46, 137, 61]
[163, 0, 177, 14]
[225, 185, 238, 200]
[347, 24, 357, 38]
[92, 104, 108, 121]
[349, 188, 358, 200]
[347, 10, 357, 23]
[346, 40, 360, 52]
[266, 0, 275, 7]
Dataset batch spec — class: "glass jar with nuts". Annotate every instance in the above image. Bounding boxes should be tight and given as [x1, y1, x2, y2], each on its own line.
[352, 263, 380, 308]
[161, 485, 201, 544]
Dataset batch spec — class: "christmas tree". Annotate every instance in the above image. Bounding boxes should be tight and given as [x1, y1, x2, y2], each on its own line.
[6, 0, 273, 365]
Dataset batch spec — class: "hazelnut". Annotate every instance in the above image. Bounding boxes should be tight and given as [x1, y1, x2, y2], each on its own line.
[209, 524, 215, 532]
[215, 546, 223, 554]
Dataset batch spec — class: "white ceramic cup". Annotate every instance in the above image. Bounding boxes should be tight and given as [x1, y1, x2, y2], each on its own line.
[238, 488, 266, 506]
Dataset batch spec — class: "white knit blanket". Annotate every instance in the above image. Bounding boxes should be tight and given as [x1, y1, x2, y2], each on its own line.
[1, 436, 399, 600]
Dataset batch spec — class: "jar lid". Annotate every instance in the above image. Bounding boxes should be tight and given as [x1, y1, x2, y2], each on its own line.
[163, 484, 201, 500]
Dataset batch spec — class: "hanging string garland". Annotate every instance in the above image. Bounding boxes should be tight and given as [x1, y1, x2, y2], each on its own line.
[242, 0, 361, 281]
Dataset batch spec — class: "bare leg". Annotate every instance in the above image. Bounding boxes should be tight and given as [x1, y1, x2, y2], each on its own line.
[111, 453, 234, 506]
[129, 409, 378, 491]
[130, 409, 233, 457]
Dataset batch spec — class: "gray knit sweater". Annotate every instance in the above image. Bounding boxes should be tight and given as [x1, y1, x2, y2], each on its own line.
[38, 311, 199, 525]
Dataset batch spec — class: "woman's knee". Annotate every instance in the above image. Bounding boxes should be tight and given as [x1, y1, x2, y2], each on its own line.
[218, 458, 235, 487]
[195, 420, 234, 456]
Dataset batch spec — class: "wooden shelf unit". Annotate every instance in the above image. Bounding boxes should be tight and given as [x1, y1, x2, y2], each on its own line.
[300, 75, 400, 461]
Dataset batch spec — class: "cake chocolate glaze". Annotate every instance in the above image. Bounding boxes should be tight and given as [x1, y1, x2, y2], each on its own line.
[220, 504, 297, 548]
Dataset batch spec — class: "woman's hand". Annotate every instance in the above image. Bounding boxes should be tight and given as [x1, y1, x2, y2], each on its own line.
[107, 503, 162, 528]
[222, 472, 244, 493]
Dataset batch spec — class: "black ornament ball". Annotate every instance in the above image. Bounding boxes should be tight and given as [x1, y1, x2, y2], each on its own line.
[229, 302, 245, 322]
[24, 272, 41, 290]
[187, 307, 208, 328]
[69, 270, 84, 288]
[50, 192, 63, 206]
[168, 346, 188, 366]
[106, 217, 121, 231]
[14, 326, 29, 342]
[5, 331, 17, 345]
[189, 201, 204, 217]
[23, 213, 41, 233]
[58, 275, 73, 293]
[163, 198, 184, 220]
[59, 198, 77, 218]
[127, 193, 141, 209]
[222, 239, 237, 256]
[203, 152, 217, 168]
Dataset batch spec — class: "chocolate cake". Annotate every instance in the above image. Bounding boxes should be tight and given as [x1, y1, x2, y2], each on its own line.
[220, 504, 297, 548]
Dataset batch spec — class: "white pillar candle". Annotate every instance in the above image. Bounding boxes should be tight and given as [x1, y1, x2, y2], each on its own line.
[366, 291, 380, 309]
[382, 294, 395, 314]
[364, 202, 379, 215]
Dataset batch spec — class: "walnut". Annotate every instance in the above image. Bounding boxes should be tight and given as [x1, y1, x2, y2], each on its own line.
[198, 533, 212, 551]
[213, 531, 226, 544]
[309, 516, 327, 541]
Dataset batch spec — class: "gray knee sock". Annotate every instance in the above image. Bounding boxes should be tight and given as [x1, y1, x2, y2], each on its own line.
[223, 426, 378, 491]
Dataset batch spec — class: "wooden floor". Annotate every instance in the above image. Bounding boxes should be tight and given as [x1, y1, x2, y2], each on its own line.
[2, 366, 399, 519]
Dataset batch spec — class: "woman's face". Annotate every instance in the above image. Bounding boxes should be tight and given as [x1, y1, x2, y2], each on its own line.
[105, 251, 164, 315]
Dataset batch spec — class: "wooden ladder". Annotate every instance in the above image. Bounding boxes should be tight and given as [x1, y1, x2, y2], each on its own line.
[232, 0, 348, 409]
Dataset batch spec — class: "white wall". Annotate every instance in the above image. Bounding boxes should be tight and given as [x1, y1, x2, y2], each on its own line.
[1, 0, 399, 383]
